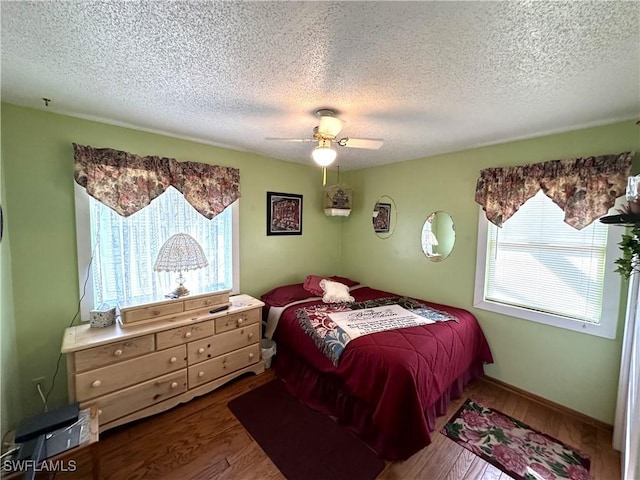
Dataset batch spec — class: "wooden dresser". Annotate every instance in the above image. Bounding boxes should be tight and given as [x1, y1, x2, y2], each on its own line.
[61, 294, 265, 432]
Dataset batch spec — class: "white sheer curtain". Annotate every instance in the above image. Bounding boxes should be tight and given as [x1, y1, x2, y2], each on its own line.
[613, 273, 640, 479]
[90, 186, 233, 307]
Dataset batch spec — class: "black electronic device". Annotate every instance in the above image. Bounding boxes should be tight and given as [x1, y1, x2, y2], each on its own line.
[16, 434, 46, 480]
[209, 304, 230, 314]
[15, 402, 79, 443]
[9, 404, 86, 480]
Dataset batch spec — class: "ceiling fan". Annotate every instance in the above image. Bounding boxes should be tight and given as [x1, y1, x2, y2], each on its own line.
[266, 109, 384, 166]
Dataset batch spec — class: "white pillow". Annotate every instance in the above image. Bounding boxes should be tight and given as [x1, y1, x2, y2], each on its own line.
[320, 279, 354, 303]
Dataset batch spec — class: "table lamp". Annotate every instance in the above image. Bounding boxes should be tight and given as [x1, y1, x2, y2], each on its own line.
[153, 233, 209, 297]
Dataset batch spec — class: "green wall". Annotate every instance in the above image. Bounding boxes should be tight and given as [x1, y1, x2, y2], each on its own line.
[1, 123, 22, 437]
[1, 101, 636, 433]
[341, 120, 639, 424]
[0, 103, 342, 429]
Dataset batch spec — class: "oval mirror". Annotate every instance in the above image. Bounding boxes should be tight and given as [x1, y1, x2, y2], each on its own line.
[372, 196, 397, 239]
[421, 211, 455, 261]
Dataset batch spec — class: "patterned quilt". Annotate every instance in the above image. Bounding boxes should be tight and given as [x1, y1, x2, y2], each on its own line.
[296, 296, 458, 365]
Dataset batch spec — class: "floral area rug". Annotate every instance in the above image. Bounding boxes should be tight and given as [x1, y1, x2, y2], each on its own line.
[441, 399, 591, 480]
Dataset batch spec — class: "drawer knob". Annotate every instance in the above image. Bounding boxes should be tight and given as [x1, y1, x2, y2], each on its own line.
[151, 310, 161, 316]
[184, 331, 192, 338]
[248, 332, 254, 339]
[170, 382, 178, 389]
[198, 371, 204, 378]
[114, 349, 123, 357]
[198, 348, 205, 354]
[169, 357, 177, 363]
[237, 318, 244, 326]
[98, 409, 102, 416]
[249, 353, 255, 359]
[91, 380, 102, 388]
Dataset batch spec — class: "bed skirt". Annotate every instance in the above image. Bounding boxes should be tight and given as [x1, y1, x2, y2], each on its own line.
[273, 343, 486, 461]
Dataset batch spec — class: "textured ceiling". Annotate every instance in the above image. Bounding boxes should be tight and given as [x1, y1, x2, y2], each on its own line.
[1, 1, 638, 170]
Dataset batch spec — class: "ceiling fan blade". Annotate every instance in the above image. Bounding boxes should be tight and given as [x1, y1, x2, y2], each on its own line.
[317, 115, 343, 138]
[265, 137, 314, 143]
[337, 137, 384, 150]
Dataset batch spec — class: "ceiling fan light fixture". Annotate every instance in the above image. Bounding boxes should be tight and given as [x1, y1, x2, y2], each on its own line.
[312, 140, 337, 166]
[316, 113, 343, 138]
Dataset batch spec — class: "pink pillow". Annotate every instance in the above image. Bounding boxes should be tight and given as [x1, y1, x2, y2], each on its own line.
[304, 275, 360, 296]
[329, 276, 359, 288]
[261, 283, 314, 307]
[303, 275, 325, 296]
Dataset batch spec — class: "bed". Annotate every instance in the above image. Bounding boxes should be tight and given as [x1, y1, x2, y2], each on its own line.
[261, 277, 493, 461]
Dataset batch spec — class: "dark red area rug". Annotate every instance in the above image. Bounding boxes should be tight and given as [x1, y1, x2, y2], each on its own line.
[441, 399, 591, 480]
[228, 379, 385, 480]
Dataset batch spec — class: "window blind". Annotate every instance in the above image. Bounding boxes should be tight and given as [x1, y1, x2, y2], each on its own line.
[485, 190, 608, 324]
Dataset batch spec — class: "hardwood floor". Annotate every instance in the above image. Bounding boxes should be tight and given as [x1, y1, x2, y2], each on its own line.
[56, 369, 620, 480]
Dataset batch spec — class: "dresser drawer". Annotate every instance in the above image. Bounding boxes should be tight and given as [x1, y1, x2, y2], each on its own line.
[155, 320, 214, 350]
[184, 292, 229, 311]
[188, 343, 260, 387]
[121, 302, 184, 325]
[214, 308, 260, 334]
[75, 345, 186, 401]
[74, 335, 155, 372]
[188, 323, 259, 365]
[88, 370, 187, 425]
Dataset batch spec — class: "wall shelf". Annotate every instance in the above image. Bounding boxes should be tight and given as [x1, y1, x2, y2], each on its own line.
[600, 214, 640, 226]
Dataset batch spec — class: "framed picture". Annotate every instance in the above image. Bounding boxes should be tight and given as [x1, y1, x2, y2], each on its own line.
[267, 192, 303, 236]
[373, 202, 391, 233]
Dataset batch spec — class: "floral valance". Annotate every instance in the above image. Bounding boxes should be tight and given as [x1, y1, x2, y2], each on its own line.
[73, 144, 241, 219]
[475, 151, 634, 230]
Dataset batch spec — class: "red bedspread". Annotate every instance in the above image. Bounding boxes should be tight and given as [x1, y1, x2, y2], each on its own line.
[269, 286, 493, 460]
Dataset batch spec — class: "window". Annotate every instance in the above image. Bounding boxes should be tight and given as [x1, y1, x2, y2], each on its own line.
[474, 190, 624, 338]
[75, 184, 239, 320]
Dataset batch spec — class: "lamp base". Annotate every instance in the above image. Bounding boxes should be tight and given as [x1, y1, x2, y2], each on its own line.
[170, 284, 190, 297]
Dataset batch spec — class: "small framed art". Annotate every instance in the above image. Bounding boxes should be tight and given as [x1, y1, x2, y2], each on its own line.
[373, 202, 391, 233]
[267, 192, 303, 236]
